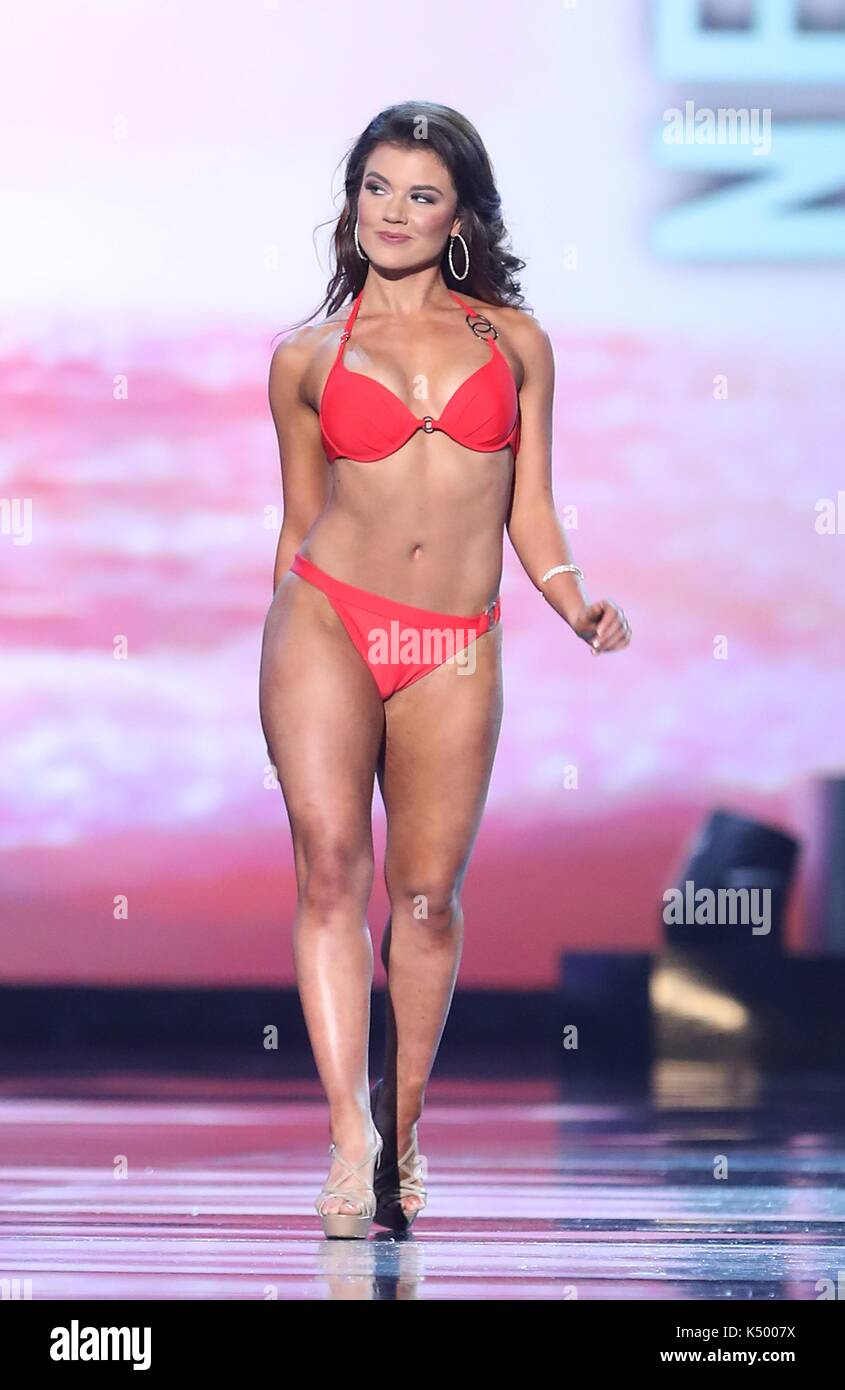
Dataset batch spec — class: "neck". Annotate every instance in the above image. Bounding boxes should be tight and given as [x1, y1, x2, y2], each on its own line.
[358, 268, 459, 318]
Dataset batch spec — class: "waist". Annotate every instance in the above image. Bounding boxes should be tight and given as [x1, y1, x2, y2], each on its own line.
[303, 508, 504, 601]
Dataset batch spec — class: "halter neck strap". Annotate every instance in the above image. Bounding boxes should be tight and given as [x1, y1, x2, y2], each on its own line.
[447, 287, 478, 317]
[336, 289, 364, 352]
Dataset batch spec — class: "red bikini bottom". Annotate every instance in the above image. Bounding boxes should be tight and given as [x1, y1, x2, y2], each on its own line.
[290, 551, 501, 700]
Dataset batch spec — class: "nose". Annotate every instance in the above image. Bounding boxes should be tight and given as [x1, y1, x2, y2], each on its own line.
[382, 194, 407, 224]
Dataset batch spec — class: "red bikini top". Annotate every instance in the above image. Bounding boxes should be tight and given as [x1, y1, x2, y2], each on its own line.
[319, 286, 521, 464]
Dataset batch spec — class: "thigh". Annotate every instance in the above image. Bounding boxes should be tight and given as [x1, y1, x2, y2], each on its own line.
[259, 571, 385, 874]
[377, 625, 504, 892]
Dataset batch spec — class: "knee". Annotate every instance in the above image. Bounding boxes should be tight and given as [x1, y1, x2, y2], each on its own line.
[299, 838, 373, 921]
[386, 872, 462, 927]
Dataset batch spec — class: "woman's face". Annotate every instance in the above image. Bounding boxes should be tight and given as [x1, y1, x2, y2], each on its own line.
[356, 142, 462, 270]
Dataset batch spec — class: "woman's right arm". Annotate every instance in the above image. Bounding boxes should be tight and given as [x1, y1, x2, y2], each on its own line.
[268, 330, 332, 592]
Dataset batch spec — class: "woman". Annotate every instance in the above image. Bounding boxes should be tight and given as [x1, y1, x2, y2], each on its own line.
[259, 102, 632, 1240]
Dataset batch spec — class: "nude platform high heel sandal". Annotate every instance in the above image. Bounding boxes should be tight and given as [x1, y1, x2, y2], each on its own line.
[315, 1122, 384, 1239]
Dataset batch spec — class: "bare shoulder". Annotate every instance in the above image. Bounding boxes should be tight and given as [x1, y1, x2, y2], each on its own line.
[269, 307, 348, 402]
[270, 313, 342, 376]
[461, 295, 553, 375]
[498, 302, 551, 354]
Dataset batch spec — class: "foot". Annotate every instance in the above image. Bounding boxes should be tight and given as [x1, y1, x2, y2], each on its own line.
[371, 1077, 428, 1225]
[317, 1118, 381, 1218]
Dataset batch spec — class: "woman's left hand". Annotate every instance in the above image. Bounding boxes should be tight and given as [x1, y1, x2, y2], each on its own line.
[568, 598, 632, 655]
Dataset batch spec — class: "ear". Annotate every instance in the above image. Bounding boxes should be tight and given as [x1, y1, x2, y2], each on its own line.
[450, 215, 463, 238]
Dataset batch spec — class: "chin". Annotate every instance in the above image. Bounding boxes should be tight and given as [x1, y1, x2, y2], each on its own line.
[369, 247, 427, 271]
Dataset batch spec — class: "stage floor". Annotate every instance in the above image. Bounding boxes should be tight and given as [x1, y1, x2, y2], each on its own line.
[1, 1064, 843, 1300]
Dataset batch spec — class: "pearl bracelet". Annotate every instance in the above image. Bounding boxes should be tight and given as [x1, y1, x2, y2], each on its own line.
[541, 563, 584, 584]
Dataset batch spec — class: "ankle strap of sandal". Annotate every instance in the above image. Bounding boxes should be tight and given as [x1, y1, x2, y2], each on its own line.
[323, 1126, 383, 1185]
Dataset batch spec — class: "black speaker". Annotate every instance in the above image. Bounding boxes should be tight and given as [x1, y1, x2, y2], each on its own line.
[663, 809, 799, 955]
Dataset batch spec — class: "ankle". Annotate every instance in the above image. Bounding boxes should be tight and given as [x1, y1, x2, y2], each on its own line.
[330, 1105, 379, 1153]
[375, 1082, 424, 1134]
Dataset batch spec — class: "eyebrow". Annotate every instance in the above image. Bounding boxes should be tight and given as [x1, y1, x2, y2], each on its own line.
[365, 169, 444, 194]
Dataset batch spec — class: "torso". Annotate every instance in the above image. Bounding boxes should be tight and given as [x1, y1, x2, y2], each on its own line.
[300, 290, 527, 616]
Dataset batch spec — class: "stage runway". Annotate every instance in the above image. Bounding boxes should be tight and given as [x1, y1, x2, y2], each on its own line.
[1, 1066, 843, 1300]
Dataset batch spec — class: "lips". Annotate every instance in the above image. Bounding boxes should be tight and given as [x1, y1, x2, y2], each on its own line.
[377, 232, 411, 243]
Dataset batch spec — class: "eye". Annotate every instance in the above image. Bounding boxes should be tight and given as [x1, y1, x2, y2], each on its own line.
[364, 181, 385, 195]
[411, 193, 434, 204]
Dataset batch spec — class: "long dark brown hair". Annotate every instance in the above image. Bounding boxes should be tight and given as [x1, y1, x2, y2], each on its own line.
[278, 102, 528, 339]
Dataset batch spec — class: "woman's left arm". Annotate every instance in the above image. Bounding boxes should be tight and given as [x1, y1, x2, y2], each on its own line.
[505, 315, 632, 656]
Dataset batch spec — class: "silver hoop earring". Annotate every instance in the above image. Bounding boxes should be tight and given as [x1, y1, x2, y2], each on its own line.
[354, 218, 368, 262]
[448, 232, 469, 281]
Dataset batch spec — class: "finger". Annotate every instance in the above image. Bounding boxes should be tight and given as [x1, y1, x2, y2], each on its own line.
[596, 607, 632, 651]
[594, 613, 624, 648]
[595, 601, 622, 641]
[602, 620, 632, 652]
